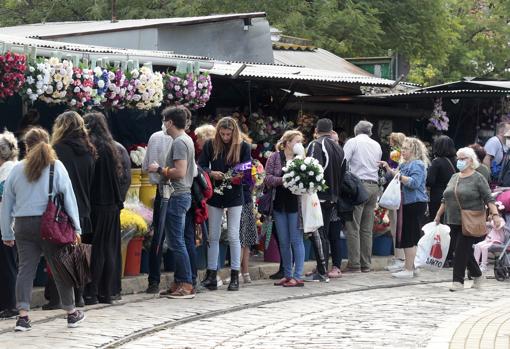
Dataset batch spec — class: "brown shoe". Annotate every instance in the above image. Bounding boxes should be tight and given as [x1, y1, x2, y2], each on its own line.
[167, 283, 195, 299]
[159, 282, 180, 297]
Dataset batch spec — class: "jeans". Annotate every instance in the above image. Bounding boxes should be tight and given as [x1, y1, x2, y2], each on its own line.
[184, 209, 198, 285]
[273, 210, 305, 279]
[346, 183, 380, 269]
[165, 193, 192, 284]
[148, 191, 164, 285]
[15, 216, 75, 311]
[453, 226, 482, 284]
[329, 220, 343, 269]
[207, 205, 242, 271]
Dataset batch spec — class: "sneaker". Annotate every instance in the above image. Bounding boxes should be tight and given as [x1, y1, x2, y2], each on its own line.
[167, 283, 195, 299]
[146, 283, 160, 294]
[242, 273, 252, 284]
[0, 309, 18, 320]
[67, 310, 86, 328]
[304, 273, 330, 283]
[14, 316, 31, 332]
[449, 282, 464, 292]
[391, 269, 414, 279]
[472, 276, 483, 289]
[159, 282, 180, 297]
[327, 266, 342, 278]
[361, 267, 371, 273]
[480, 264, 488, 273]
[385, 259, 405, 272]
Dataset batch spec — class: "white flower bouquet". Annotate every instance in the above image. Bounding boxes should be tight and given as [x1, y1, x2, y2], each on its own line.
[130, 146, 147, 167]
[126, 66, 164, 110]
[25, 57, 74, 104]
[282, 157, 327, 195]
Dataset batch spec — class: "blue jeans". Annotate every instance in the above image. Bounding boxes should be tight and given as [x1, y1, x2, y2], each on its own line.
[165, 193, 192, 284]
[184, 209, 198, 285]
[273, 210, 305, 279]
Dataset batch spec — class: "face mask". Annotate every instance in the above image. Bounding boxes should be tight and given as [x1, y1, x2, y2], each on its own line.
[161, 122, 168, 135]
[456, 160, 468, 172]
[293, 142, 305, 156]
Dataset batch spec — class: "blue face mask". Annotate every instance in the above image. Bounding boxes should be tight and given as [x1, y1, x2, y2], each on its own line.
[456, 160, 467, 172]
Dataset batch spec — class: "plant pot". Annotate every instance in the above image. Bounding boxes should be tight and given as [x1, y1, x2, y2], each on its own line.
[264, 234, 280, 263]
[372, 235, 393, 256]
[124, 236, 144, 276]
[127, 168, 142, 201]
[139, 172, 157, 208]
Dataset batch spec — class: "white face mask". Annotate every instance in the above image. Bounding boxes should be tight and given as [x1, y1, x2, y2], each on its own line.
[293, 142, 305, 156]
[161, 122, 168, 135]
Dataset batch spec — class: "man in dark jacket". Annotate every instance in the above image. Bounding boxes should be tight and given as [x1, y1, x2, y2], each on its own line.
[305, 118, 344, 282]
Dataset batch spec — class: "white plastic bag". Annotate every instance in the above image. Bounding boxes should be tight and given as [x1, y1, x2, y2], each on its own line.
[414, 222, 451, 270]
[300, 193, 324, 233]
[378, 174, 401, 210]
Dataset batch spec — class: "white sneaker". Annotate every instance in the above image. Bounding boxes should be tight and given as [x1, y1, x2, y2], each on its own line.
[242, 273, 252, 283]
[391, 269, 414, 279]
[472, 276, 483, 289]
[385, 259, 405, 272]
[449, 282, 464, 292]
[479, 264, 488, 273]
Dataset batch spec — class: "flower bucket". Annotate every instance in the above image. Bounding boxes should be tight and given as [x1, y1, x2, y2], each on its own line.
[139, 172, 157, 208]
[264, 234, 280, 263]
[127, 168, 142, 201]
[372, 235, 393, 256]
[124, 236, 144, 276]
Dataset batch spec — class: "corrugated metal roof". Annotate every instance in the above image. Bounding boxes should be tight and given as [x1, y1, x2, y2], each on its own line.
[359, 89, 510, 99]
[273, 48, 375, 77]
[209, 62, 394, 85]
[0, 12, 266, 38]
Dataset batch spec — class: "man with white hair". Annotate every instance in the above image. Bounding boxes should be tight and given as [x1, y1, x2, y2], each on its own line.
[343, 120, 382, 273]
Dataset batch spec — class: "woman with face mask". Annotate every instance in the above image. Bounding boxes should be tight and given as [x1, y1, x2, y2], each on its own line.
[380, 137, 430, 279]
[435, 147, 504, 291]
[198, 117, 252, 291]
[264, 130, 306, 287]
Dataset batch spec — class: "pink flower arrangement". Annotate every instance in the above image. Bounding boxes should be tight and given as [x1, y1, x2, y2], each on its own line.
[67, 67, 94, 110]
[164, 71, 212, 110]
[104, 68, 129, 110]
[0, 52, 26, 101]
[125, 66, 164, 110]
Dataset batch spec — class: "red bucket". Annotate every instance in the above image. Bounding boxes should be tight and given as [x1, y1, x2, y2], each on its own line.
[124, 236, 144, 276]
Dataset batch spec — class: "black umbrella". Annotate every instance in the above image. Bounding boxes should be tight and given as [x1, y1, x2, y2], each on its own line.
[52, 243, 92, 289]
[156, 184, 173, 255]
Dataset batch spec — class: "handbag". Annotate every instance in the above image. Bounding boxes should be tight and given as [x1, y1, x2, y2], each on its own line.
[40, 164, 76, 245]
[453, 175, 487, 237]
[378, 173, 401, 210]
[258, 151, 285, 216]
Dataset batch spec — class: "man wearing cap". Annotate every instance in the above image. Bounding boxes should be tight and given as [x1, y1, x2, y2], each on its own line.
[343, 120, 382, 273]
[305, 118, 345, 282]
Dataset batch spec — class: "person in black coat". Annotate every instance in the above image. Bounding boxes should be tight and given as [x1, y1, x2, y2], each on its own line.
[83, 112, 124, 305]
[42, 111, 96, 310]
[426, 135, 457, 266]
[198, 117, 251, 291]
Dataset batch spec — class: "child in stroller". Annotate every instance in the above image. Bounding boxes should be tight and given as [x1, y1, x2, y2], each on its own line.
[474, 221, 508, 273]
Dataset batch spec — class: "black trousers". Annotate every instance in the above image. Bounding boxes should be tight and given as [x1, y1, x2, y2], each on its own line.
[310, 202, 334, 275]
[0, 244, 17, 310]
[446, 224, 460, 263]
[148, 190, 164, 285]
[453, 225, 482, 284]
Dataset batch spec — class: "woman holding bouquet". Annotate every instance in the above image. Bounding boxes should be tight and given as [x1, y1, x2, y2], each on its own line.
[198, 117, 252, 291]
[264, 130, 306, 287]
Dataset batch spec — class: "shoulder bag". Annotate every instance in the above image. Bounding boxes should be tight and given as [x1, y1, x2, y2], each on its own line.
[453, 175, 487, 237]
[258, 151, 285, 216]
[40, 164, 76, 245]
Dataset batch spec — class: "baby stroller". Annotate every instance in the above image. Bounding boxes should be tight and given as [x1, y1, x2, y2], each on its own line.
[491, 228, 510, 281]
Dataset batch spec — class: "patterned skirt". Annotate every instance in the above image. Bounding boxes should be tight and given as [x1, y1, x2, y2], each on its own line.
[240, 201, 258, 247]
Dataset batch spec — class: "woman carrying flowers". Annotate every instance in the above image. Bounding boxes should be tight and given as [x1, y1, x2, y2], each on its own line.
[264, 130, 306, 287]
[198, 117, 251, 291]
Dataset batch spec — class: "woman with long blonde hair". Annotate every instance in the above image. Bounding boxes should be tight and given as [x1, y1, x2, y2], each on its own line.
[41, 111, 96, 310]
[1, 128, 84, 331]
[198, 117, 252, 291]
[380, 137, 430, 279]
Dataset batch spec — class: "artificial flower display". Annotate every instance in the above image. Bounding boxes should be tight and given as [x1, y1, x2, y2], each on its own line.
[0, 52, 26, 101]
[126, 66, 164, 110]
[25, 57, 73, 104]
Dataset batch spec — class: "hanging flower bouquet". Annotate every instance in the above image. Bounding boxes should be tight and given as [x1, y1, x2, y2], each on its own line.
[164, 71, 212, 110]
[67, 67, 94, 109]
[0, 52, 26, 101]
[282, 157, 327, 195]
[428, 98, 449, 132]
[104, 68, 129, 110]
[25, 57, 73, 104]
[126, 66, 164, 110]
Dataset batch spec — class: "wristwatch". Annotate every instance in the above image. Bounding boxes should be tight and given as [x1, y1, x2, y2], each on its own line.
[157, 166, 163, 174]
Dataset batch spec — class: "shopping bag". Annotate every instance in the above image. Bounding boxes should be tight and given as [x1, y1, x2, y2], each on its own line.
[300, 193, 324, 233]
[414, 222, 451, 269]
[378, 174, 401, 210]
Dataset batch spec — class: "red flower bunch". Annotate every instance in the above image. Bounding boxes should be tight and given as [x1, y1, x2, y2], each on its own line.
[0, 52, 27, 101]
[373, 206, 390, 234]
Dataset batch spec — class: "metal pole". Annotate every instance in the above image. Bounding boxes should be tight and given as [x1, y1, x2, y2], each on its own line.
[111, 0, 118, 23]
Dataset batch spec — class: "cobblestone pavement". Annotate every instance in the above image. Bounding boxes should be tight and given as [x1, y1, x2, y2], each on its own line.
[0, 269, 508, 349]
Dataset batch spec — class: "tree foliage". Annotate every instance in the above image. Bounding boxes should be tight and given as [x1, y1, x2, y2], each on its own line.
[0, 0, 508, 85]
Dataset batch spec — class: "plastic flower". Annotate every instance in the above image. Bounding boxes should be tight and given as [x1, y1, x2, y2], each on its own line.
[0, 52, 26, 101]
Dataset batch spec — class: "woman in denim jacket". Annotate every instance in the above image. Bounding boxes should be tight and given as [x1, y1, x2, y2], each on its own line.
[381, 137, 429, 279]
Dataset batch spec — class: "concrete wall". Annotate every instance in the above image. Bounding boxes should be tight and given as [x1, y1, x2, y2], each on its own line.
[55, 28, 159, 51]
[157, 17, 274, 63]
